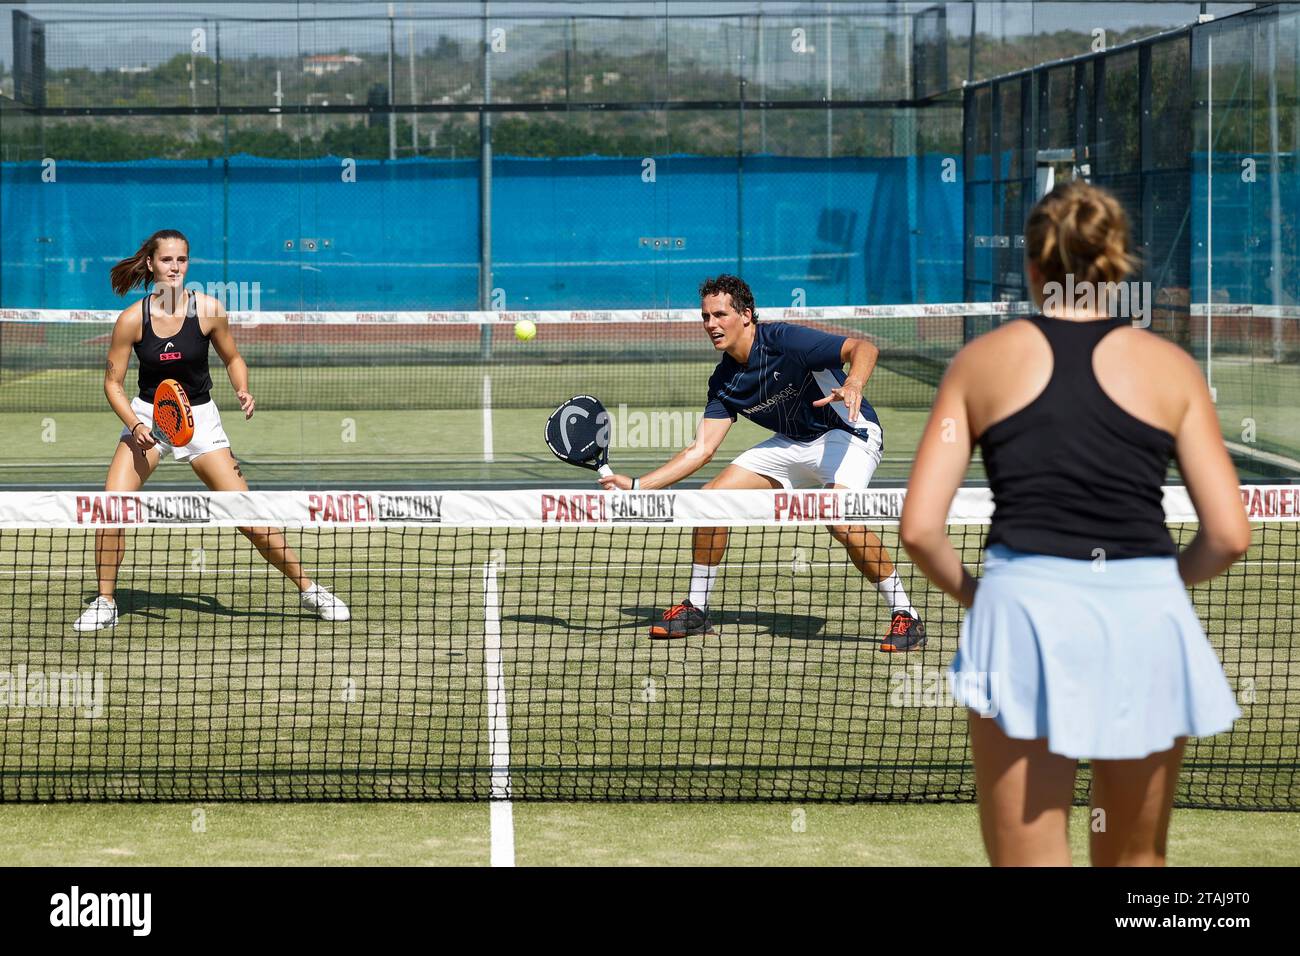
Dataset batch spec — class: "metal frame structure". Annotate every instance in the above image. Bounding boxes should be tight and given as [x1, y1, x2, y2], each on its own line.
[962, 23, 1196, 304]
[3, 5, 961, 311]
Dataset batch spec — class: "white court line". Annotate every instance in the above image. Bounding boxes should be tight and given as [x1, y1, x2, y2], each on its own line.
[1225, 441, 1300, 473]
[482, 374, 495, 464]
[3, 557, 1298, 580]
[482, 559, 515, 867]
[0, 560, 852, 576]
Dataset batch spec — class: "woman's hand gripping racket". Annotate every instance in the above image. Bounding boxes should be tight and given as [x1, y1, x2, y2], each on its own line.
[545, 395, 614, 483]
[150, 378, 196, 448]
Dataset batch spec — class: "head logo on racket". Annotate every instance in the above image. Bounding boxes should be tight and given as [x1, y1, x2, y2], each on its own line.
[557, 402, 608, 455]
[151, 378, 195, 447]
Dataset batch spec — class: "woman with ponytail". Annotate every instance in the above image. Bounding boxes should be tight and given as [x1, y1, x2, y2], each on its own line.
[73, 230, 350, 630]
[901, 181, 1248, 865]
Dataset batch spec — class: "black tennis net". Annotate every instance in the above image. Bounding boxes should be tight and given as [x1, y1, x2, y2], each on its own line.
[0, 485, 1295, 806]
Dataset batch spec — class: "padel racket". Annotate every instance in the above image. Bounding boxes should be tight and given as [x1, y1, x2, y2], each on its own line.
[545, 395, 613, 479]
[151, 378, 195, 447]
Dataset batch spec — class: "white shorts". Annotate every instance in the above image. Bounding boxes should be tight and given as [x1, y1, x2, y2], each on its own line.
[121, 395, 231, 463]
[731, 425, 883, 489]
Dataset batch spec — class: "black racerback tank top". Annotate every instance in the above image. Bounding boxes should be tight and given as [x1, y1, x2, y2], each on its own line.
[135, 290, 214, 406]
[978, 315, 1177, 559]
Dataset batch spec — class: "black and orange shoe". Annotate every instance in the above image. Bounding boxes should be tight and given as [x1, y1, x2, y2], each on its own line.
[881, 610, 926, 652]
[649, 600, 714, 639]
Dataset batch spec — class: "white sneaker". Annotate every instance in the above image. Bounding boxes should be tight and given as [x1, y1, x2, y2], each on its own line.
[73, 596, 118, 632]
[301, 583, 350, 622]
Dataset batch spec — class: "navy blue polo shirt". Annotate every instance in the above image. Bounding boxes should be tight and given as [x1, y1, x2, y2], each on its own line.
[704, 322, 882, 443]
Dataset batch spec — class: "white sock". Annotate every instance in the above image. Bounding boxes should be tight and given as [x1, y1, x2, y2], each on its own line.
[689, 563, 720, 609]
[874, 571, 917, 618]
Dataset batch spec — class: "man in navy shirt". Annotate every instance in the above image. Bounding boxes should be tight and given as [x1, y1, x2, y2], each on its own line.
[600, 275, 925, 650]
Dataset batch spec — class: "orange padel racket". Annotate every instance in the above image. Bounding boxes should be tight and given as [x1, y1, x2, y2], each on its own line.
[151, 379, 195, 447]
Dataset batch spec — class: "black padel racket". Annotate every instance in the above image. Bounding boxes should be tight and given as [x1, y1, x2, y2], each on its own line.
[544, 395, 613, 479]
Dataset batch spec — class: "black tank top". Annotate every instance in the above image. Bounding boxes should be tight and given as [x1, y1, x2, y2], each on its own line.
[135, 291, 213, 406]
[978, 315, 1176, 559]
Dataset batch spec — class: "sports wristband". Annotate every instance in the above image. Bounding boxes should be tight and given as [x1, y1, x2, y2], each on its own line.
[631, 478, 640, 490]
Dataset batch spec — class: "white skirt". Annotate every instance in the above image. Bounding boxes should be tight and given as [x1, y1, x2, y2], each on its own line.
[120, 395, 231, 463]
[948, 544, 1241, 760]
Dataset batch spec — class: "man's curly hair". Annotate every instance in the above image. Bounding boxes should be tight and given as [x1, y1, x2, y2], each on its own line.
[698, 274, 758, 322]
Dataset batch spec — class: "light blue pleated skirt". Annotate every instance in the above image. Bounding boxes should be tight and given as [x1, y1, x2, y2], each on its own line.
[949, 544, 1241, 760]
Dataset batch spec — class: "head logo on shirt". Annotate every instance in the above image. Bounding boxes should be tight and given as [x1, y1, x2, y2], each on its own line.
[159, 340, 181, 361]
